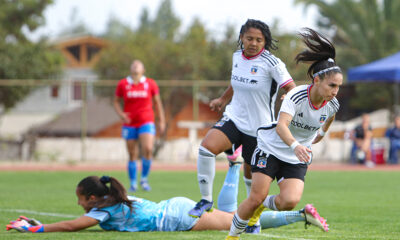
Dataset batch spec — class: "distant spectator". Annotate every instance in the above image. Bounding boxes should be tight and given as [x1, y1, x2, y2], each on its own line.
[351, 114, 374, 167]
[385, 115, 400, 164]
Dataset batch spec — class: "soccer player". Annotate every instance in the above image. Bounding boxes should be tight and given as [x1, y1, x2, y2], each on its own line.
[6, 174, 327, 233]
[189, 19, 296, 224]
[226, 28, 341, 239]
[113, 60, 165, 192]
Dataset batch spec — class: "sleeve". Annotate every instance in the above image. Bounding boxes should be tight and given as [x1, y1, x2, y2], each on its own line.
[85, 208, 110, 223]
[270, 59, 293, 88]
[115, 80, 124, 97]
[149, 79, 159, 97]
[279, 91, 297, 117]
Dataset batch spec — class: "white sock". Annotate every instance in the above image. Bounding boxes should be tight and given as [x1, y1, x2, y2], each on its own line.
[243, 176, 252, 197]
[229, 213, 249, 237]
[197, 146, 216, 202]
[264, 195, 278, 211]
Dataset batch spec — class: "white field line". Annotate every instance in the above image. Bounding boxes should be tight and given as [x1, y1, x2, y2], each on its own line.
[220, 231, 313, 240]
[0, 208, 79, 218]
[256, 233, 312, 240]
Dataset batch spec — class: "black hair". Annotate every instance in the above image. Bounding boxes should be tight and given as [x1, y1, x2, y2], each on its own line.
[295, 28, 342, 82]
[238, 19, 278, 51]
[77, 176, 133, 210]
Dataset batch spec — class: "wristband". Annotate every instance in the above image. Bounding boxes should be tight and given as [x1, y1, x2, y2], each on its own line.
[319, 129, 326, 136]
[290, 141, 300, 151]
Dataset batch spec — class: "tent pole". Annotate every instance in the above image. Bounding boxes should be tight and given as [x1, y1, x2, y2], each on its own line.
[394, 83, 400, 116]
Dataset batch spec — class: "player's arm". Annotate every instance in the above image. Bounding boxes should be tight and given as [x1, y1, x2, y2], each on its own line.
[209, 85, 233, 112]
[113, 96, 130, 124]
[282, 81, 296, 93]
[153, 94, 166, 134]
[313, 114, 335, 144]
[43, 216, 99, 232]
[276, 112, 311, 163]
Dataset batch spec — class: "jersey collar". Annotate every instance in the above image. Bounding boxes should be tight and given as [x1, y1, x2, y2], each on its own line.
[127, 76, 146, 85]
[241, 49, 265, 60]
[307, 85, 327, 110]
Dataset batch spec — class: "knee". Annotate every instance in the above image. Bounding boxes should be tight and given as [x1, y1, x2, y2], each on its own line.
[278, 196, 301, 210]
[247, 193, 265, 209]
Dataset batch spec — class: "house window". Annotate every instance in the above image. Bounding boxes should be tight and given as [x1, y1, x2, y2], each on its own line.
[73, 82, 81, 100]
[51, 85, 59, 98]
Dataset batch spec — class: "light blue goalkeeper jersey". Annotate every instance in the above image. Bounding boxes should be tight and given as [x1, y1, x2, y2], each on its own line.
[85, 196, 198, 232]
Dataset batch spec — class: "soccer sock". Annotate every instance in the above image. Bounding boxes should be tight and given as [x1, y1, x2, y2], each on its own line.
[128, 161, 137, 187]
[248, 204, 265, 226]
[243, 176, 252, 197]
[217, 163, 241, 212]
[260, 210, 304, 229]
[264, 194, 278, 210]
[141, 157, 152, 181]
[197, 146, 216, 202]
[229, 213, 249, 237]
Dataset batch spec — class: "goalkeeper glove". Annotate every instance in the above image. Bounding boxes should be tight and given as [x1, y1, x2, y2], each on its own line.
[6, 216, 44, 233]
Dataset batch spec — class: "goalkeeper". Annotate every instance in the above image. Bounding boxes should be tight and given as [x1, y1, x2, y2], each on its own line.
[6, 173, 327, 233]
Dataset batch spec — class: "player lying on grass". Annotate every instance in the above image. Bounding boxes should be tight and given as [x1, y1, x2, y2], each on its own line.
[6, 172, 327, 233]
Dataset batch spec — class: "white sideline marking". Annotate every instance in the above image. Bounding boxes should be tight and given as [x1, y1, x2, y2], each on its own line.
[0, 208, 79, 218]
[256, 233, 312, 240]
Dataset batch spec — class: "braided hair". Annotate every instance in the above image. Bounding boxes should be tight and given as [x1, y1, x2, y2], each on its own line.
[238, 19, 278, 51]
[295, 28, 342, 82]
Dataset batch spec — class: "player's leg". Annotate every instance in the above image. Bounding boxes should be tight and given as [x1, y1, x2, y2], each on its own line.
[189, 117, 240, 218]
[273, 161, 307, 211]
[259, 205, 329, 232]
[191, 208, 233, 231]
[227, 171, 273, 238]
[138, 123, 156, 191]
[188, 128, 232, 217]
[217, 158, 242, 213]
[122, 126, 139, 192]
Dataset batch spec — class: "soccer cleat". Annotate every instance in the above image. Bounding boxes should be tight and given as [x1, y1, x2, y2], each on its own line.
[188, 199, 214, 218]
[225, 236, 240, 240]
[302, 204, 329, 232]
[140, 180, 151, 191]
[227, 145, 243, 167]
[129, 185, 137, 192]
[244, 224, 261, 234]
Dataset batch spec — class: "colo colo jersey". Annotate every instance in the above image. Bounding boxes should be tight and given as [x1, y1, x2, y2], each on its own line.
[224, 49, 293, 137]
[257, 85, 340, 164]
[115, 76, 159, 127]
[85, 196, 197, 232]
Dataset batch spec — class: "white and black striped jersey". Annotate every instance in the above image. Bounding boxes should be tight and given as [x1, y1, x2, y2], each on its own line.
[257, 85, 340, 164]
[224, 49, 293, 137]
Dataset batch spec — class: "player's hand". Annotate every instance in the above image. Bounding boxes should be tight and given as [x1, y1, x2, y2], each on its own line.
[6, 216, 44, 233]
[209, 98, 225, 112]
[121, 113, 131, 124]
[294, 145, 312, 163]
[158, 120, 166, 134]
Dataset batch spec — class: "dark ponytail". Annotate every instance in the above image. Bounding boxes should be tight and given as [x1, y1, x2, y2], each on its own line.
[77, 176, 133, 210]
[238, 19, 278, 51]
[295, 28, 342, 82]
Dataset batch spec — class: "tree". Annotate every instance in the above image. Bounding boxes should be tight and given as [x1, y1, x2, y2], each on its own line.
[295, 0, 400, 112]
[0, 0, 63, 111]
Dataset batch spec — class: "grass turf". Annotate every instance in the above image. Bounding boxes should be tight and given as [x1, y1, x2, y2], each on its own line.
[0, 169, 399, 239]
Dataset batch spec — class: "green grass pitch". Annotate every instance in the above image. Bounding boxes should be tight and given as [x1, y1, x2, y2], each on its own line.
[0, 169, 399, 239]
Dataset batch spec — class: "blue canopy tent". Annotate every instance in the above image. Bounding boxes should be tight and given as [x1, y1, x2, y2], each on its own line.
[348, 51, 400, 113]
[348, 51, 400, 83]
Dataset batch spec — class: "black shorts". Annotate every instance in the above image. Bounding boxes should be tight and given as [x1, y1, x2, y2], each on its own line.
[250, 147, 308, 182]
[212, 116, 257, 165]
